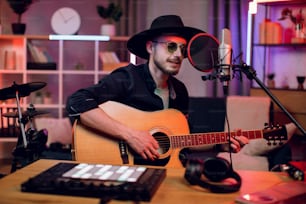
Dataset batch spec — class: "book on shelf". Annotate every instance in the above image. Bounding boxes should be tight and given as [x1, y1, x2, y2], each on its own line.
[27, 42, 39, 62]
[99, 51, 128, 71]
[99, 51, 120, 64]
[27, 42, 46, 63]
[27, 42, 54, 63]
[27, 42, 56, 70]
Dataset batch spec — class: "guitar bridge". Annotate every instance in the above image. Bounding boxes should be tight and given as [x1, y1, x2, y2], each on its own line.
[119, 141, 129, 164]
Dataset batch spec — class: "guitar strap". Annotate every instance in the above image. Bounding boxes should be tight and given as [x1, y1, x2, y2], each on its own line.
[119, 141, 129, 164]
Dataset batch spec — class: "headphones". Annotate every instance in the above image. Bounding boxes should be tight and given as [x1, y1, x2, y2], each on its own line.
[184, 157, 241, 193]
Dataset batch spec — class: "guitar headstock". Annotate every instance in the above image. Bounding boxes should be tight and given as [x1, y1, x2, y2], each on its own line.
[263, 125, 288, 145]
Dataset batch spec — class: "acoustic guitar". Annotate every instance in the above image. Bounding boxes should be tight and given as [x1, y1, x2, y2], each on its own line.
[72, 101, 287, 168]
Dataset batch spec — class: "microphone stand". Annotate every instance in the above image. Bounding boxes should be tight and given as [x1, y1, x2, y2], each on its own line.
[239, 63, 306, 136]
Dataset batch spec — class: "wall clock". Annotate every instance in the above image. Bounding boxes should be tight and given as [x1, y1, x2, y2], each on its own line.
[51, 7, 81, 35]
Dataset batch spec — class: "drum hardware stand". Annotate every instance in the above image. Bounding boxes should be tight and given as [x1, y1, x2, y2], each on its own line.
[0, 81, 48, 173]
[10, 103, 48, 173]
[15, 88, 28, 148]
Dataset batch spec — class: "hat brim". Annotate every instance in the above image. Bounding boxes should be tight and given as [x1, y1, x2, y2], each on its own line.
[127, 27, 205, 59]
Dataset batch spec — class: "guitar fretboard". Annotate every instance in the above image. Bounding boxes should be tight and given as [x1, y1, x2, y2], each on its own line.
[170, 130, 263, 148]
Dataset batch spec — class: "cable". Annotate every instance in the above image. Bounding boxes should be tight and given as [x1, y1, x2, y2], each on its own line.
[224, 108, 233, 170]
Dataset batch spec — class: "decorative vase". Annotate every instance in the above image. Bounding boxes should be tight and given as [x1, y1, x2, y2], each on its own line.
[101, 24, 116, 36]
[295, 23, 304, 39]
[291, 23, 305, 43]
[297, 76, 305, 90]
[267, 73, 275, 88]
[12, 23, 26, 34]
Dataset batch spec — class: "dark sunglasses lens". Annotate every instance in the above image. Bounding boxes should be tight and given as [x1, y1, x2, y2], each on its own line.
[167, 42, 186, 55]
[180, 45, 187, 55]
[167, 42, 178, 53]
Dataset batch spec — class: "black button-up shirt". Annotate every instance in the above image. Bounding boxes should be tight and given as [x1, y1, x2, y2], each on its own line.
[66, 63, 189, 119]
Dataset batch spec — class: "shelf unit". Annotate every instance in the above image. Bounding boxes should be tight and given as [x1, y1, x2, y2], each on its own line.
[246, 0, 306, 89]
[0, 35, 130, 119]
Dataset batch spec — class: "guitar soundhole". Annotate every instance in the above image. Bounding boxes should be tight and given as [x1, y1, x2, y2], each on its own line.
[133, 132, 171, 166]
[153, 132, 171, 154]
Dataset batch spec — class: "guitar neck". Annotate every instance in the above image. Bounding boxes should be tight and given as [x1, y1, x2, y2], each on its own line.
[170, 129, 263, 148]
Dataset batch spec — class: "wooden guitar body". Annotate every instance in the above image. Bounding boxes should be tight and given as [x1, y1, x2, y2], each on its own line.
[72, 101, 287, 168]
[72, 101, 190, 168]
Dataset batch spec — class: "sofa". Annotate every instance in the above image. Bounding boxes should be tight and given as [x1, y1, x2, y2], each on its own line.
[188, 96, 298, 171]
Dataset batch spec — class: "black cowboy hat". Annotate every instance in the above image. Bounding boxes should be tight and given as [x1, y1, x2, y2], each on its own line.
[127, 15, 205, 59]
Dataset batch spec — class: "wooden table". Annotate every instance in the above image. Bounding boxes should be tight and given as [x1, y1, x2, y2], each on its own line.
[0, 159, 293, 204]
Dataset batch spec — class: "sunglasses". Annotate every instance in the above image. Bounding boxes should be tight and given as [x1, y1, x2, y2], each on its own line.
[152, 41, 187, 56]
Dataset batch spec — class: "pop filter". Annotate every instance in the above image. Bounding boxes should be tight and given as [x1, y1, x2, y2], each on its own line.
[187, 33, 219, 72]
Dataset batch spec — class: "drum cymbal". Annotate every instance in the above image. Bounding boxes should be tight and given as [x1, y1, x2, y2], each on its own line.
[3, 110, 49, 118]
[0, 82, 47, 100]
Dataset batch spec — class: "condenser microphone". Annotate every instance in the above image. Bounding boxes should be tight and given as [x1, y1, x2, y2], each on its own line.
[218, 28, 232, 95]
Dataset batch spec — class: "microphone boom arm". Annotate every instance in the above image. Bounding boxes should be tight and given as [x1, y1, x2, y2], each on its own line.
[240, 63, 306, 136]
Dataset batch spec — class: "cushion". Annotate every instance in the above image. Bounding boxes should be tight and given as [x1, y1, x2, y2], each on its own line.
[218, 152, 269, 171]
[34, 117, 72, 147]
[225, 96, 271, 130]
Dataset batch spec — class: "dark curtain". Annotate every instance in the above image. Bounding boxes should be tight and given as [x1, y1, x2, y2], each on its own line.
[115, 0, 148, 36]
[112, 0, 148, 62]
[208, 0, 250, 96]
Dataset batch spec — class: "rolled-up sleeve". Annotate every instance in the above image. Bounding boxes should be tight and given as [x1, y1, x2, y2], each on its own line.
[66, 68, 131, 118]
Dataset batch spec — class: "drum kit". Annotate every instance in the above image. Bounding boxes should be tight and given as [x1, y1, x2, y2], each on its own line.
[0, 81, 49, 172]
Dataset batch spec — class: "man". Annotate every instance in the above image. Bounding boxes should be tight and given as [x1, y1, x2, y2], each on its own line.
[66, 15, 248, 163]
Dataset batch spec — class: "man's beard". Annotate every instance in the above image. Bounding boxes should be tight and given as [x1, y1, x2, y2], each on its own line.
[155, 58, 180, 75]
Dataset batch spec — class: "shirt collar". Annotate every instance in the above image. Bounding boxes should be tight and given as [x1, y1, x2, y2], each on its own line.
[143, 63, 176, 100]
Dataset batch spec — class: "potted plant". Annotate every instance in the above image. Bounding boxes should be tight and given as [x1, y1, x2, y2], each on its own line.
[96, 2, 123, 36]
[7, 0, 34, 34]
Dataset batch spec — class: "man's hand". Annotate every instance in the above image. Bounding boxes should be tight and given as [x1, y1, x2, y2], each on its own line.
[125, 129, 160, 160]
[220, 129, 249, 152]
